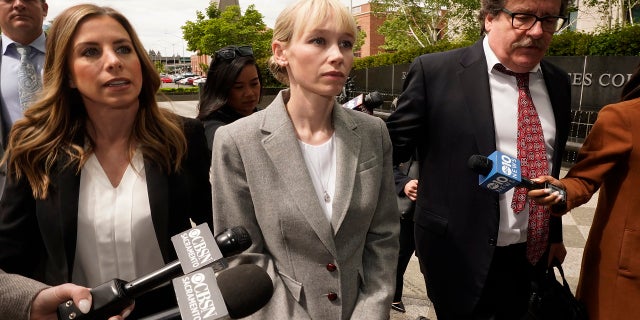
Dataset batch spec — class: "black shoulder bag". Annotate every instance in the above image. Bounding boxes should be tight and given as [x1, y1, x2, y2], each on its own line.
[524, 263, 588, 320]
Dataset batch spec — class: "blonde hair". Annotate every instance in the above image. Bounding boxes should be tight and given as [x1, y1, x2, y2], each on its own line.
[2, 4, 187, 199]
[268, 0, 357, 85]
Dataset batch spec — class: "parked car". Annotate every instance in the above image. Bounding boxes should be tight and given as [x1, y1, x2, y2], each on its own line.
[160, 76, 173, 83]
[187, 76, 204, 86]
[192, 77, 207, 86]
[177, 77, 193, 85]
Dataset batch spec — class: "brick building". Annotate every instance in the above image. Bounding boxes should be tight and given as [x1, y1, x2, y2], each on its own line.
[351, 2, 387, 57]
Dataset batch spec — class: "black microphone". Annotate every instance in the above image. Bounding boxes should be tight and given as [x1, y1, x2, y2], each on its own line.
[57, 226, 251, 320]
[151, 264, 273, 320]
[342, 91, 384, 114]
[467, 152, 566, 202]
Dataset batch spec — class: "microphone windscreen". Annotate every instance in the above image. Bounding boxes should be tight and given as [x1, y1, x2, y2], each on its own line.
[364, 91, 383, 109]
[215, 226, 252, 257]
[217, 264, 274, 318]
[467, 154, 492, 175]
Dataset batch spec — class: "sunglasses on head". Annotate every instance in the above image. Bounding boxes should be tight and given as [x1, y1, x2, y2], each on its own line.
[215, 45, 254, 60]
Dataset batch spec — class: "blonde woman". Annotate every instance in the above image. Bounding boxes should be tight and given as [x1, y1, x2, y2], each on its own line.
[210, 0, 399, 319]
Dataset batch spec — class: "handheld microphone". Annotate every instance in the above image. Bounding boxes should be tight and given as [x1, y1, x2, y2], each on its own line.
[167, 264, 274, 320]
[467, 152, 566, 201]
[57, 225, 251, 320]
[342, 91, 383, 114]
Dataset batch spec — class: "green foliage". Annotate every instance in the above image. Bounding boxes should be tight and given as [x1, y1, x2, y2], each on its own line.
[370, 0, 479, 51]
[155, 61, 165, 74]
[356, 24, 640, 70]
[159, 87, 199, 95]
[353, 39, 473, 69]
[182, 4, 272, 59]
[548, 24, 640, 56]
[588, 24, 640, 55]
[199, 62, 209, 74]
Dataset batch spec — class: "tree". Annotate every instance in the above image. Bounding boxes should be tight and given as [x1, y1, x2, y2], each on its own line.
[579, 0, 640, 29]
[370, 0, 480, 51]
[181, 3, 273, 59]
[155, 61, 166, 74]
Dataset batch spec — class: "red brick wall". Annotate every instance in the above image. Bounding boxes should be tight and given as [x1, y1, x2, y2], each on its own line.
[352, 3, 387, 57]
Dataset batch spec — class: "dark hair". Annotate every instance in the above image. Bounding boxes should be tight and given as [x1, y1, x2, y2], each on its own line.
[621, 64, 640, 101]
[477, 0, 570, 35]
[197, 48, 263, 121]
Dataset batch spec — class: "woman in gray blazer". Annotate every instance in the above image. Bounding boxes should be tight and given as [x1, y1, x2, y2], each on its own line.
[210, 0, 399, 319]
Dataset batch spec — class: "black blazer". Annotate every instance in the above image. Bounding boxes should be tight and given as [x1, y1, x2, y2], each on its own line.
[386, 39, 571, 315]
[0, 117, 212, 286]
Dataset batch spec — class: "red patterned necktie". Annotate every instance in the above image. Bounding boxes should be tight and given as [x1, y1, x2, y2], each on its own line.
[495, 63, 550, 265]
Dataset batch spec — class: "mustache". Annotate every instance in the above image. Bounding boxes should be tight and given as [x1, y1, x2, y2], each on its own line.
[512, 37, 546, 49]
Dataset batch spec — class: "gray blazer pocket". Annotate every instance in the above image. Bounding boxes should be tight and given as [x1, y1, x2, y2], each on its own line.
[357, 156, 378, 172]
[278, 270, 303, 302]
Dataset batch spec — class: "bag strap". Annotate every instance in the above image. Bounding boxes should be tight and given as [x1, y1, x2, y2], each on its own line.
[549, 263, 571, 289]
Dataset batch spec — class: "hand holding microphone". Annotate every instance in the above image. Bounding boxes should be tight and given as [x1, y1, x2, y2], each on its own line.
[467, 151, 566, 205]
[342, 91, 384, 114]
[57, 225, 252, 320]
[526, 175, 568, 210]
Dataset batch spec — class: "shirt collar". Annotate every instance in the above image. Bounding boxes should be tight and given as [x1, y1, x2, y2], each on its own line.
[2, 32, 46, 55]
[482, 36, 542, 76]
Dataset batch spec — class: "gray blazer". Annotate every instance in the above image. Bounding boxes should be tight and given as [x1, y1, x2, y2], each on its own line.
[211, 90, 399, 320]
[0, 269, 49, 320]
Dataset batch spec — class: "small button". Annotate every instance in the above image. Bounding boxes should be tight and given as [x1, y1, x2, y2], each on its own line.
[488, 238, 497, 246]
[326, 263, 337, 272]
[327, 292, 338, 301]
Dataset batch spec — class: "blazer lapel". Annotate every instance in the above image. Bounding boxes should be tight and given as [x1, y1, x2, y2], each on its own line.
[459, 40, 497, 156]
[329, 105, 360, 233]
[145, 159, 171, 262]
[260, 92, 337, 256]
[56, 161, 80, 280]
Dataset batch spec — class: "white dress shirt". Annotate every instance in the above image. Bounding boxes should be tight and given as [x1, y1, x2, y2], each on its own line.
[483, 37, 557, 246]
[73, 150, 165, 287]
[0, 33, 46, 131]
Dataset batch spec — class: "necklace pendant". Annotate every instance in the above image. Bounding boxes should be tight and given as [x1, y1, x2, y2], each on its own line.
[323, 191, 331, 203]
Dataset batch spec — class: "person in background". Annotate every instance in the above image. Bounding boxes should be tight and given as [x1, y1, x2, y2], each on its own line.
[196, 45, 262, 151]
[0, 4, 212, 319]
[385, 0, 572, 318]
[0, 269, 131, 320]
[391, 154, 419, 314]
[210, 0, 399, 318]
[0, 0, 48, 198]
[529, 63, 640, 320]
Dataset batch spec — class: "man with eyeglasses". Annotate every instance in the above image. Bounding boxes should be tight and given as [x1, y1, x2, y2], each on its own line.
[386, 0, 571, 318]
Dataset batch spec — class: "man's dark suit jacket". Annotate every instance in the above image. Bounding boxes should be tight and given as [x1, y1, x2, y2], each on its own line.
[386, 39, 571, 315]
[0, 117, 212, 286]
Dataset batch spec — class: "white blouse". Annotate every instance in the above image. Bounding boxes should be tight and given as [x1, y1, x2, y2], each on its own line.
[72, 150, 165, 287]
[299, 134, 337, 222]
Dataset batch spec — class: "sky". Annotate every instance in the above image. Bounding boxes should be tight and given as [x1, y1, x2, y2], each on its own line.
[45, 0, 368, 57]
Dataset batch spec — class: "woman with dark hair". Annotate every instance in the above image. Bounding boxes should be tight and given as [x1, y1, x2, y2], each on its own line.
[0, 4, 212, 318]
[197, 45, 262, 150]
[530, 64, 640, 319]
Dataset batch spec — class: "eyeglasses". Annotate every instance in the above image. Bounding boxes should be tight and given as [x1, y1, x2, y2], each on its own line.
[500, 8, 567, 33]
[214, 46, 254, 60]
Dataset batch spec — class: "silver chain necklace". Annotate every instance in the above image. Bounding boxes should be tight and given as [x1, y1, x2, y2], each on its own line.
[305, 137, 334, 203]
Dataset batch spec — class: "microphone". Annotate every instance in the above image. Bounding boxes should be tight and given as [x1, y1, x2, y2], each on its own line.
[165, 264, 273, 320]
[57, 225, 251, 320]
[467, 151, 566, 201]
[342, 91, 384, 114]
